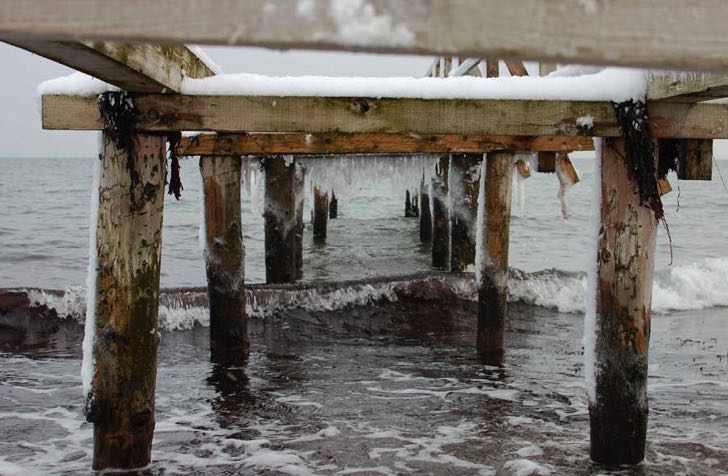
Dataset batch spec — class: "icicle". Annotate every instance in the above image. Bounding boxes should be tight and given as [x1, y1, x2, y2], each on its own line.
[474, 158, 486, 286]
[555, 153, 581, 220]
[82, 156, 101, 408]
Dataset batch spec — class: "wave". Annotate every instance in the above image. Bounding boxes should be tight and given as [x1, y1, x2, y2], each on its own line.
[9, 257, 727, 331]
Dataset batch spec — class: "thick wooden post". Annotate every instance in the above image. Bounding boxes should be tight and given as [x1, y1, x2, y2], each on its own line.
[431, 156, 450, 269]
[90, 132, 166, 470]
[313, 185, 329, 243]
[449, 153, 481, 272]
[200, 156, 248, 365]
[263, 156, 297, 283]
[419, 171, 432, 243]
[590, 138, 657, 465]
[477, 151, 514, 364]
[294, 163, 305, 280]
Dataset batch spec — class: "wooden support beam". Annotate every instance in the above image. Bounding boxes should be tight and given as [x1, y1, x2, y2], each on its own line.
[648, 72, 728, 102]
[178, 133, 594, 155]
[537, 151, 556, 172]
[505, 61, 528, 77]
[2, 38, 213, 92]
[431, 156, 449, 270]
[419, 171, 432, 244]
[199, 155, 248, 365]
[680, 139, 713, 180]
[449, 153, 480, 272]
[262, 156, 297, 284]
[590, 137, 657, 465]
[294, 163, 305, 280]
[477, 151, 514, 365]
[313, 185, 329, 243]
[8, 1, 728, 71]
[90, 132, 166, 470]
[43, 94, 728, 139]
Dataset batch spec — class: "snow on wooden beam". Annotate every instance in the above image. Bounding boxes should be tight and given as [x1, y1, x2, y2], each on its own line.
[647, 72, 728, 102]
[42, 94, 728, 139]
[4, 1, 728, 71]
[177, 133, 594, 155]
[2, 38, 214, 92]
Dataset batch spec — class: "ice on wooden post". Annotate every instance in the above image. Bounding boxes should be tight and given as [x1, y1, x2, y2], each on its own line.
[263, 155, 297, 284]
[89, 132, 166, 470]
[589, 137, 657, 465]
[294, 163, 306, 280]
[431, 156, 450, 270]
[476, 151, 514, 365]
[200, 155, 248, 365]
[313, 185, 329, 243]
[419, 171, 432, 243]
[449, 153, 481, 272]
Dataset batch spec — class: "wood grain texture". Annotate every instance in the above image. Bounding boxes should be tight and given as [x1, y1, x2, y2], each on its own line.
[6, 1, 728, 71]
[3, 38, 213, 92]
[647, 72, 728, 102]
[263, 156, 297, 284]
[178, 133, 594, 155]
[449, 154, 480, 272]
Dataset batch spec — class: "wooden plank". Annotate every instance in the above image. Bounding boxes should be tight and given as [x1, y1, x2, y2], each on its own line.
[42, 94, 728, 139]
[505, 61, 528, 77]
[647, 72, 728, 102]
[178, 133, 594, 155]
[5, 1, 728, 71]
[2, 37, 214, 92]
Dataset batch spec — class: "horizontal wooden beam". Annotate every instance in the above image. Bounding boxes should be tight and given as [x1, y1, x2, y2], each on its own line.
[647, 72, 728, 102]
[42, 94, 728, 139]
[2, 37, 214, 92]
[177, 133, 595, 155]
[3, 1, 728, 71]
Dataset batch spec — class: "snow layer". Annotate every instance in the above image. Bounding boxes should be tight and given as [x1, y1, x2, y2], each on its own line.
[39, 68, 648, 102]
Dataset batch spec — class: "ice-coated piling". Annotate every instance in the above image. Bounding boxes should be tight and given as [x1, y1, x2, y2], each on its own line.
[89, 132, 166, 470]
[449, 153, 481, 272]
[476, 151, 514, 365]
[419, 171, 432, 243]
[294, 163, 306, 280]
[200, 155, 248, 364]
[263, 155, 297, 283]
[313, 185, 329, 243]
[431, 156, 450, 269]
[589, 137, 657, 465]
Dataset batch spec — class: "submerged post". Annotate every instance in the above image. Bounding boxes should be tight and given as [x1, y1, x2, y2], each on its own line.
[263, 155, 297, 283]
[449, 153, 481, 272]
[313, 185, 329, 243]
[90, 132, 166, 470]
[431, 156, 450, 269]
[477, 151, 514, 364]
[200, 155, 248, 364]
[590, 137, 657, 465]
[419, 171, 432, 243]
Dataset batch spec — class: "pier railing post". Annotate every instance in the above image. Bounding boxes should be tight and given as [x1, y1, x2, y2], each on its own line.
[590, 137, 657, 465]
[313, 185, 329, 243]
[449, 153, 481, 272]
[477, 151, 514, 364]
[431, 155, 450, 269]
[90, 132, 166, 470]
[200, 155, 248, 364]
[263, 155, 297, 283]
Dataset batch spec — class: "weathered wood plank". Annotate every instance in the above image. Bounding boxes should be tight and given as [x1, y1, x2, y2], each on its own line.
[43, 94, 728, 139]
[2, 38, 214, 92]
[647, 72, 728, 102]
[5, 0, 728, 71]
[178, 133, 594, 155]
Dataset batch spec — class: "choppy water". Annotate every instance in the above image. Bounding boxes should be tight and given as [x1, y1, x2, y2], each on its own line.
[1, 155, 728, 474]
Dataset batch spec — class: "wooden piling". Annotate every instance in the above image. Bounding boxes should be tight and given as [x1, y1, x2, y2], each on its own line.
[419, 172, 432, 243]
[294, 163, 305, 280]
[449, 153, 481, 272]
[431, 156, 450, 269]
[680, 139, 713, 180]
[477, 151, 514, 364]
[90, 132, 166, 470]
[590, 137, 657, 465]
[313, 185, 328, 243]
[263, 155, 297, 283]
[200, 155, 248, 364]
[405, 189, 417, 217]
[329, 189, 338, 219]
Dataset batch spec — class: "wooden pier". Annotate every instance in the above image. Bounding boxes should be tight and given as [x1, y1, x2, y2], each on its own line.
[2, 1, 727, 469]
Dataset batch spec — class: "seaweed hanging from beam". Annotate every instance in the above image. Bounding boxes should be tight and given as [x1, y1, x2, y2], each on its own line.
[166, 132, 183, 200]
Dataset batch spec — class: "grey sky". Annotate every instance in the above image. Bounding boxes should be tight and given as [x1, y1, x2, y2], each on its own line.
[1, 43, 725, 158]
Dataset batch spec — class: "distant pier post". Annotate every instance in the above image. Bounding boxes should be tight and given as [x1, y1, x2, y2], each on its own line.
[431, 156, 450, 269]
[449, 153, 481, 272]
[590, 137, 657, 465]
[477, 151, 514, 364]
[263, 156, 297, 283]
[90, 132, 166, 470]
[294, 163, 306, 280]
[313, 185, 329, 243]
[200, 155, 248, 364]
[419, 171, 432, 243]
[329, 189, 338, 219]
